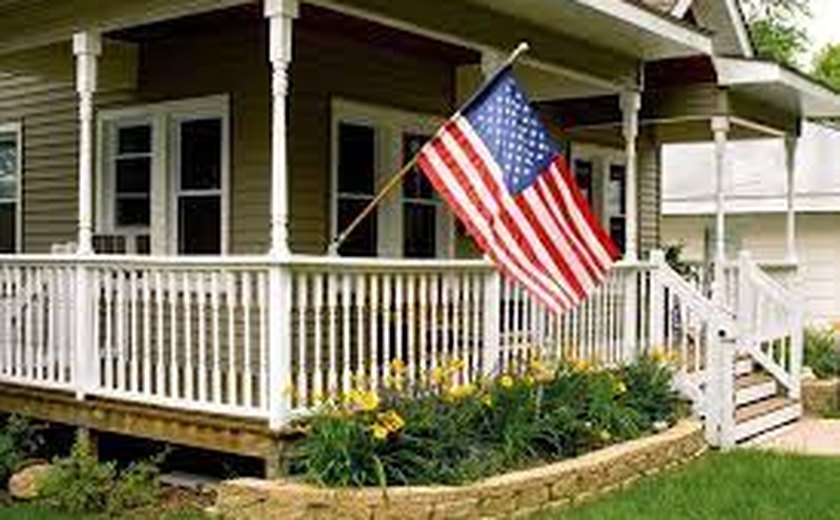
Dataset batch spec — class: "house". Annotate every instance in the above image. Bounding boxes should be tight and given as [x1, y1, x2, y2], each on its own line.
[663, 121, 840, 325]
[0, 0, 831, 474]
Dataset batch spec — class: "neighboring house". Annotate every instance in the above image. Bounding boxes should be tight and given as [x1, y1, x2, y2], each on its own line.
[662, 122, 840, 324]
[0, 0, 832, 469]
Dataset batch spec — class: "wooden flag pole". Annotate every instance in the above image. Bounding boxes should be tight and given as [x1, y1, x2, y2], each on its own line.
[327, 41, 530, 255]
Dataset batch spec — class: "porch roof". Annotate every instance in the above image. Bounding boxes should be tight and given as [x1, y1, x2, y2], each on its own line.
[466, 0, 713, 60]
[714, 57, 840, 119]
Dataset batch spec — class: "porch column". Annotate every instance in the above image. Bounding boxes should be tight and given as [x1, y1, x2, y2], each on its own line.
[711, 116, 730, 264]
[73, 31, 101, 255]
[265, 0, 298, 257]
[784, 134, 798, 263]
[620, 90, 641, 261]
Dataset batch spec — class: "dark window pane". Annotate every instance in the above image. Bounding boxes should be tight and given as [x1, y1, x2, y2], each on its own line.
[338, 198, 376, 257]
[609, 165, 626, 215]
[402, 133, 434, 199]
[116, 158, 151, 193]
[404, 203, 436, 258]
[337, 123, 375, 195]
[118, 125, 151, 154]
[116, 198, 150, 226]
[0, 202, 15, 253]
[610, 217, 626, 254]
[180, 119, 222, 191]
[0, 178, 15, 200]
[574, 160, 593, 206]
[0, 139, 16, 180]
[178, 196, 221, 254]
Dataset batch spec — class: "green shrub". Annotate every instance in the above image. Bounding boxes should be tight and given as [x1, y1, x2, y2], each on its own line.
[0, 414, 39, 482]
[804, 327, 840, 379]
[292, 355, 684, 487]
[37, 433, 162, 515]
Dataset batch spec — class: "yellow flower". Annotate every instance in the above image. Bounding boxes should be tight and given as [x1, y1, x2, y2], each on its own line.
[598, 429, 612, 443]
[481, 394, 493, 407]
[499, 375, 514, 389]
[572, 358, 592, 373]
[523, 375, 535, 386]
[613, 380, 627, 396]
[390, 359, 407, 375]
[449, 359, 466, 372]
[650, 348, 668, 364]
[446, 383, 477, 401]
[377, 410, 406, 433]
[371, 423, 389, 440]
[430, 366, 447, 385]
[345, 389, 380, 412]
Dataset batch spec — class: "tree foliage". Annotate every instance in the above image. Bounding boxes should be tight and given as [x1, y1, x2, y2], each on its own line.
[740, 0, 810, 67]
[813, 44, 840, 92]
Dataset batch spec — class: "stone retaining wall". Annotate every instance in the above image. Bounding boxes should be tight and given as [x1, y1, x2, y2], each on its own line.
[216, 420, 704, 520]
[802, 377, 840, 415]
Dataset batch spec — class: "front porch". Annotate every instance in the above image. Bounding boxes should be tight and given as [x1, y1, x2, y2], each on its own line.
[0, 0, 810, 468]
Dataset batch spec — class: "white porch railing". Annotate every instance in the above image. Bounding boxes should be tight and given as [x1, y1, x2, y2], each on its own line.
[0, 250, 795, 433]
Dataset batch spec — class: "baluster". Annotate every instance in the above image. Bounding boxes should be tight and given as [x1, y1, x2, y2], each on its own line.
[242, 271, 253, 408]
[211, 271, 221, 404]
[418, 274, 428, 377]
[381, 274, 392, 378]
[471, 273, 481, 379]
[394, 275, 404, 383]
[116, 269, 126, 392]
[314, 273, 324, 402]
[169, 271, 180, 400]
[182, 272, 193, 401]
[196, 272, 207, 403]
[326, 273, 337, 399]
[441, 274, 450, 364]
[226, 271, 236, 406]
[296, 273, 308, 406]
[23, 268, 33, 380]
[355, 274, 365, 385]
[406, 274, 416, 383]
[257, 271, 268, 411]
[341, 274, 351, 394]
[102, 269, 113, 389]
[460, 274, 469, 380]
[155, 270, 165, 396]
[53, 268, 64, 383]
[429, 274, 439, 371]
[130, 270, 139, 393]
[142, 270, 152, 396]
[2, 266, 10, 377]
[368, 274, 377, 391]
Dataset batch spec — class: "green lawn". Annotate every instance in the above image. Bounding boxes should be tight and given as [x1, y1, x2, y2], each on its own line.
[0, 505, 208, 520]
[540, 450, 840, 519]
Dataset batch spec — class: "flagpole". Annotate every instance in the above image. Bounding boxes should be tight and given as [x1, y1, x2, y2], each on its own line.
[327, 41, 530, 255]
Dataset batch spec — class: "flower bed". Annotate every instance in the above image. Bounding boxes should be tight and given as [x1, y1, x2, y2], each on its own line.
[216, 420, 704, 520]
[287, 354, 685, 488]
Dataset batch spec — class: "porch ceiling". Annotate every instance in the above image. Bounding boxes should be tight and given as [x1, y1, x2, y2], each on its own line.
[465, 0, 713, 60]
[715, 57, 840, 119]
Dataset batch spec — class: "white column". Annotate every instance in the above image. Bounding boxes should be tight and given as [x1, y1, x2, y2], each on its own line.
[73, 31, 101, 255]
[265, 0, 297, 431]
[784, 134, 798, 264]
[711, 116, 730, 265]
[620, 91, 641, 261]
[266, 0, 298, 257]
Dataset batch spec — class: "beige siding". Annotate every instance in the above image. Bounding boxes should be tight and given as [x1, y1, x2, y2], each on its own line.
[637, 130, 661, 255]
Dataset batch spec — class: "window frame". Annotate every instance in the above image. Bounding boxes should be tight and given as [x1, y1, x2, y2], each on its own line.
[0, 122, 22, 253]
[97, 94, 230, 255]
[330, 99, 453, 259]
[571, 143, 628, 254]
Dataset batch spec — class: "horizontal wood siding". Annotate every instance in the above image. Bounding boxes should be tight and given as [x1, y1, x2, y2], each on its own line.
[638, 130, 661, 255]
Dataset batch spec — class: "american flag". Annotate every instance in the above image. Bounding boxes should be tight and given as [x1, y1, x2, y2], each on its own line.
[416, 68, 620, 313]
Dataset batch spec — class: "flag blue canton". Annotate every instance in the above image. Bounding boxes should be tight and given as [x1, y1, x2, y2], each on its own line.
[462, 70, 558, 195]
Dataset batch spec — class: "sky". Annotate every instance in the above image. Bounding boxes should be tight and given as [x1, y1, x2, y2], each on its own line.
[804, 0, 840, 64]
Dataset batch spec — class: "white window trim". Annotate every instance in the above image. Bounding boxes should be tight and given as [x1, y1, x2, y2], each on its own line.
[330, 98, 453, 258]
[0, 122, 22, 253]
[97, 94, 230, 255]
[571, 143, 626, 227]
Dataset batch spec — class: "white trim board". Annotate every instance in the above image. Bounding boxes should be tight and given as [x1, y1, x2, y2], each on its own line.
[0, 122, 22, 253]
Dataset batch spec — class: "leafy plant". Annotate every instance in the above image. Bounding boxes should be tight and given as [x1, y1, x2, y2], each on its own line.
[804, 327, 840, 379]
[292, 355, 684, 487]
[37, 433, 164, 515]
[0, 414, 40, 483]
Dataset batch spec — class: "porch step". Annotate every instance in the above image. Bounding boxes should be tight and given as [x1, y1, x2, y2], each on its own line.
[734, 396, 801, 443]
[735, 373, 777, 406]
[734, 355, 754, 377]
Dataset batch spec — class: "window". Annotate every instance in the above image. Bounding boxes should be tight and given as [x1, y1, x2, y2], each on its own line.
[336, 123, 377, 257]
[401, 133, 438, 259]
[331, 100, 452, 259]
[0, 124, 20, 253]
[573, 159, 593, 206]
[607, 164, 627, 254]
[98, 95, 229, 255]
[571, 144, 628, 254]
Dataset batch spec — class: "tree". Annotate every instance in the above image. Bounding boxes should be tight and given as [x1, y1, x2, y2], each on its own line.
[740, 0, 810, 67]
[813, 44, 840, 92]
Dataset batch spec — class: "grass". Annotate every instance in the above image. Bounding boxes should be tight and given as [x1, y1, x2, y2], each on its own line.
[539, 450, 840, 519]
